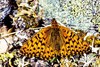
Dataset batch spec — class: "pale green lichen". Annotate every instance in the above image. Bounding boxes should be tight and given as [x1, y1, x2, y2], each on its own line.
[39, 0, 99, 31]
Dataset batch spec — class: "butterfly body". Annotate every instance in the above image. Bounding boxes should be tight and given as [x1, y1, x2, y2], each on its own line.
[20, 18, 91, 60]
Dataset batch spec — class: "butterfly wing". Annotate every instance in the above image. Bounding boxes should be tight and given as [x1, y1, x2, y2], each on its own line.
[20, 26, 57, 60]
[59, 26, 91, 58]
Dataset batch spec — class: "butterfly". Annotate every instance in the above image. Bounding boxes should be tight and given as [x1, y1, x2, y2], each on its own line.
[20, 18, 91, 60]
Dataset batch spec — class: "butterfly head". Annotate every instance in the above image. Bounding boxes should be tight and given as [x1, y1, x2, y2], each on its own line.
[51, 18, 59, 28]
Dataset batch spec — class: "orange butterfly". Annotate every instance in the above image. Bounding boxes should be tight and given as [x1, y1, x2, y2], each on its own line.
[20, 18, 91, 60]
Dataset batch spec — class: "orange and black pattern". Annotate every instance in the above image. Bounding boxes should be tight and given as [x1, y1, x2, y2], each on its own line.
[20, 18, 91, 60]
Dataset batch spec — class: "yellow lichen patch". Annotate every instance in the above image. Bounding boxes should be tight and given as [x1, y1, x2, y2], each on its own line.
[86, 34, 100, 47]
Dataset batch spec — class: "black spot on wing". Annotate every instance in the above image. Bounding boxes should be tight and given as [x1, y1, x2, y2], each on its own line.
[41, 43, 45, 45]
[65, 36, 68, 39]
[34, 36, 38, 39]
[72, 34, 75, 38]
[43, 37, 46, 40]
[33, 48, 36, 50]
[31, 44, 34, 47]
[41, 32, 43, 35]
[37, 34, 41, 39]
[35, 42, 38, 45]
[39, 40, 42, 43]
[65, 42, 69, 44]
[69, 32, 73, 37]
